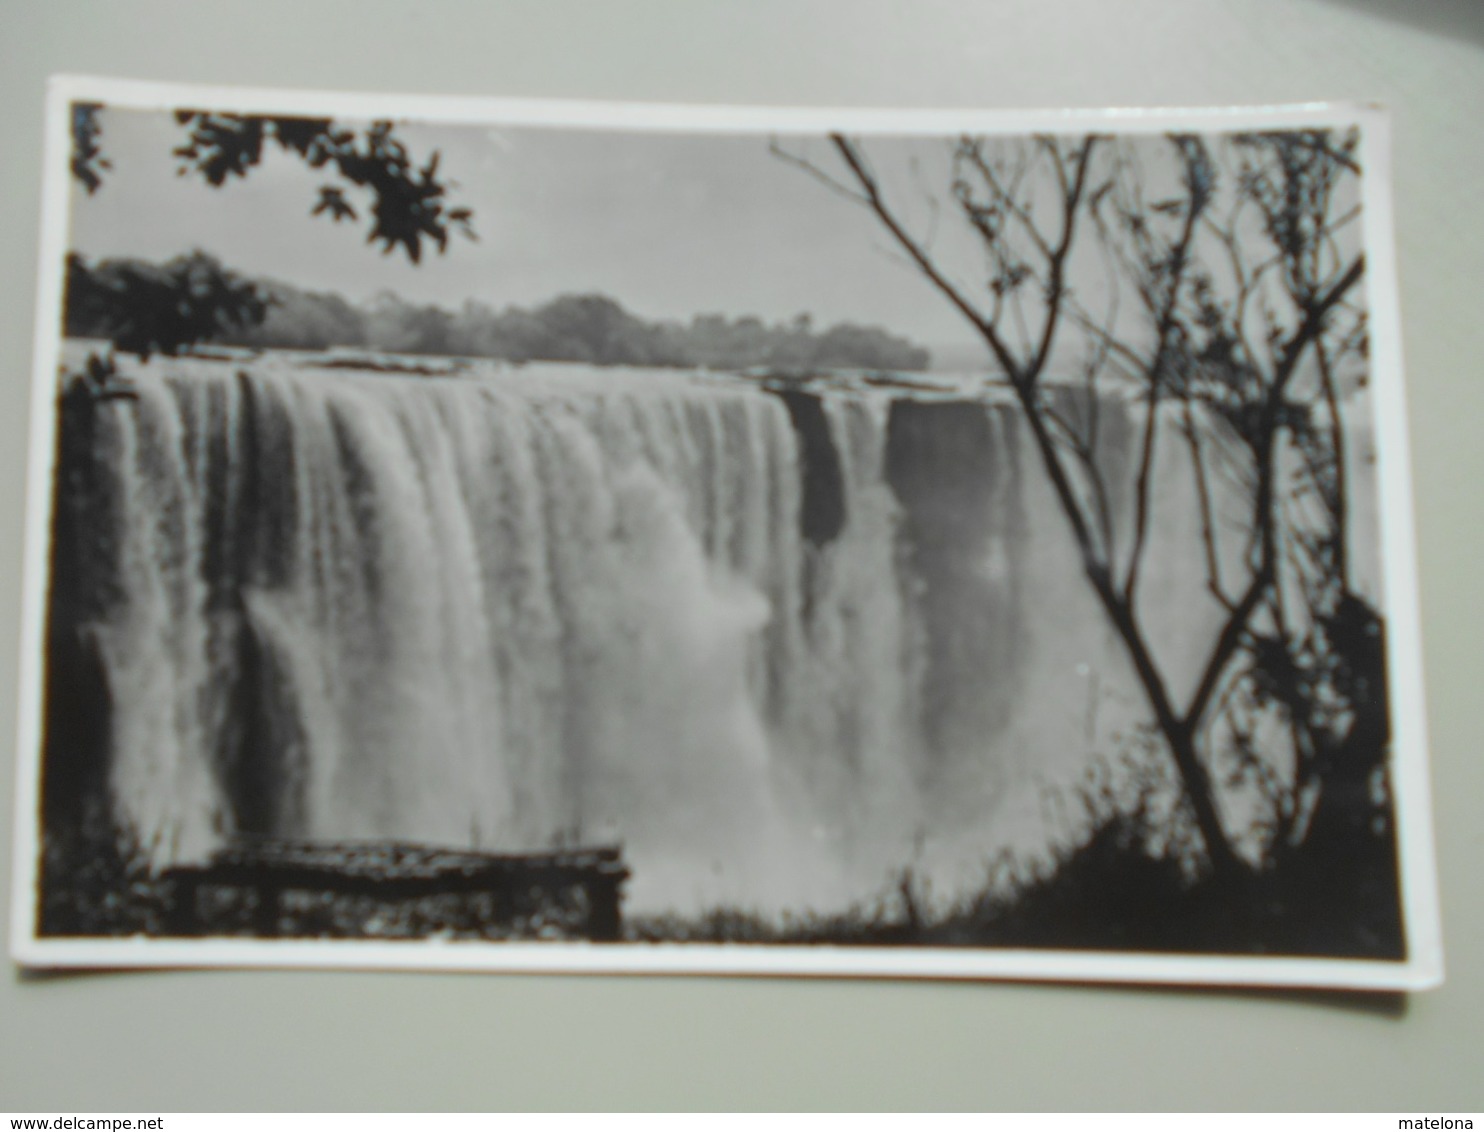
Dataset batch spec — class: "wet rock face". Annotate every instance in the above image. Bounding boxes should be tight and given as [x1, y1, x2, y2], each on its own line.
[885, 398, 1023, 767]
[885, 399, 998, 553]
[769, 387, 846, 547]
[43, 380, 127, 832]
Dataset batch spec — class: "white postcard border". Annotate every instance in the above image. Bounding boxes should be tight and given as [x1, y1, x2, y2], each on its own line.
[8, 75, 1443, 991]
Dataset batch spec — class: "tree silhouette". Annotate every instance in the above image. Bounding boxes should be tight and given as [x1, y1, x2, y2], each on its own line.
[782, 129, 1377, 885]
[72, 104, 476, 264]
[67, 103, 476, 359]
[65, 250, 267, 360]
[169, 111, 475, 263]
[69, 103, 109, 194]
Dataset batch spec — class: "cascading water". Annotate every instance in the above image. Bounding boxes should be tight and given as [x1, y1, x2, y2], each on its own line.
[44, 348, 1381, 917]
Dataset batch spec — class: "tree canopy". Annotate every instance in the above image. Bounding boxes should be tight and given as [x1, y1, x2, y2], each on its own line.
[67, 103, 479, 357]
[64, 250, 267, 361]
[71, 103, 476, 264]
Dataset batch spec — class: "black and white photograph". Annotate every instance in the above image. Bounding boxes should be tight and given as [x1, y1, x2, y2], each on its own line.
[9, 78, 1440, 987]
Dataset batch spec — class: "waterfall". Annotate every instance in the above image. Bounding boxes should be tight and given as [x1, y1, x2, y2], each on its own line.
[45, 351, 1373, 916]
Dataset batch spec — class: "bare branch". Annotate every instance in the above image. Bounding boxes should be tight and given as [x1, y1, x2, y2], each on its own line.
[1185, 254, 1366, 731]
[768, 138, 871, 206]
[1182, 401, 1234, 609]
[1028, 137, 1100, 381]
[829, 134, 1021, 382]
[1122, 139, 1209, 603]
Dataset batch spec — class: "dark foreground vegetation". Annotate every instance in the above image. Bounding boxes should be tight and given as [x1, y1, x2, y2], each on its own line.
[63, 250, 932, 372]
[629, 814, 1403, 959]
[40, 776, 1403, 958]
[41, 825, 628, 943]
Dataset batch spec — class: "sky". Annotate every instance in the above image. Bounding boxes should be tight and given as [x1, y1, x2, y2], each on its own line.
[67, 107, 997, 361]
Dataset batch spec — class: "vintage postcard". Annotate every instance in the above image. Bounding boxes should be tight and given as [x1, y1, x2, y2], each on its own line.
[8, 76, 1442, 988]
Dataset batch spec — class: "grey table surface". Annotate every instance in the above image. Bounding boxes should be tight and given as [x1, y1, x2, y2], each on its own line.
[2, 0, 1481, 1111]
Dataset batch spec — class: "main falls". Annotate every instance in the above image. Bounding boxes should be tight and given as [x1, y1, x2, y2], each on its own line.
[40, 350, 1379, 916]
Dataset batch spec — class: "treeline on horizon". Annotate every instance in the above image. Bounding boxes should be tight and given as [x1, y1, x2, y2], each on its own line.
[63, 251, 933, 372]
